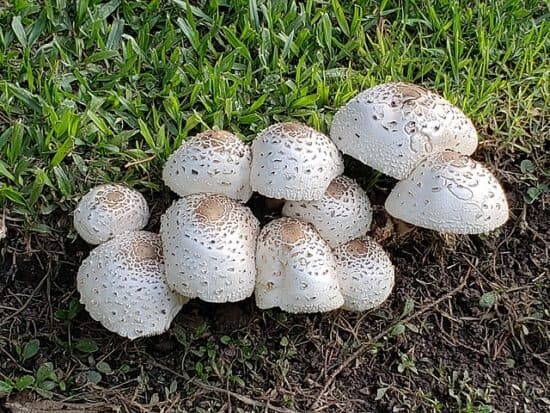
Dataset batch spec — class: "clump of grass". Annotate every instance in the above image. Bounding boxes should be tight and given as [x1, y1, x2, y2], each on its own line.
[0, 0, 547, 232]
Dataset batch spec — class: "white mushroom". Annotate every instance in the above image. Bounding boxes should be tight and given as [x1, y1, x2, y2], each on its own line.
[330, 82, 478, 179]
[333, 237, 395, 312]
[73, 184, 150, 245]
[77, 231, 188, 340]
[162, 130, 252, 202]
[385, 151, 509, 234]
[160, 193, 259, 303]
[250, 122, 344, 200]
[255, 217, 344, 313]
[282, 175, 372, 247]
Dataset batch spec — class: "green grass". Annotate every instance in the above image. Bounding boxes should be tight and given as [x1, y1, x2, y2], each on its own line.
[0, 0, 548, 231]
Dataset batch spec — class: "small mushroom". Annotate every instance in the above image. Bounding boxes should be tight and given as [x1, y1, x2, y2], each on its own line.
[250, 122, 344, 200]
[255, 217, 344, 313]
[160, 193, 259, 303]
[333, 236, 395, 312]
[77, 231, 188, 340]
[282, 175, 373, 247]
[162, 130, 252, 202]
[330, 82, 478, 179]
[385, 151, 509, 234]
[73, 184, 150, 245]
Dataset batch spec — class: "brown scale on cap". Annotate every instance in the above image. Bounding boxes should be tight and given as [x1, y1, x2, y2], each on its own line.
[279, 122, 308, 135]
[104, 190, 125, 206]
[325, 178, 347, 199]
[199, 130, 241, 154]
[280, 220, 306, 244]
[132, 239, 162, 262]
[195, 195, 228, 223]
[345, 238, 371, 257]
[394, 83, 427, 100]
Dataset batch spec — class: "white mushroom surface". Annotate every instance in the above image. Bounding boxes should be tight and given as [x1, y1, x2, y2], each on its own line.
[77, 231, 187, 340]
[334, 237, 395, 312]
[385, 151, 509, 234]
[282, 175, 372, 247]
[162, 130, 253, 202]
[250, 122, 344, 200]
[330, 82, 478, 179]
[73, 184, 149, 245]
[160, 193, 259, 303]
[255, 217, 344, 313]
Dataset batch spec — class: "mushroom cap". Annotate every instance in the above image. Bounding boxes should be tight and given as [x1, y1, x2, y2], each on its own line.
[385, 151, 509, 234]
[333, 236, 395, 312]
[250, 122, 344, 200]
[330, 82, 478, 179]
[160, 193, 259, 303]
[73, 184, 150, 245]
[77, 231, 188, 340]
[162, 130, 253, 202]
[255, 217, 344, 313]
[282, 175, 373, 247]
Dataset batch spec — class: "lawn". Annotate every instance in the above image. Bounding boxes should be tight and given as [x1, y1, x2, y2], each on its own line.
[0, 0, 548, 411]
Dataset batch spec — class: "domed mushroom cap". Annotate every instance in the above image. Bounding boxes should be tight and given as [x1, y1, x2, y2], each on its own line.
[251, 122, 344, 201]
[330, 82, 478, 179]
[160, 193, 259, 303]
[385, 151, 509, 234]
[73, 184, 150, 245]
[162, 130, 253, 202]
[282, 175, 373, 247]
[77, 231, 188, 340]
[334, 237, 395, 312]
[255, 217, 344, 313]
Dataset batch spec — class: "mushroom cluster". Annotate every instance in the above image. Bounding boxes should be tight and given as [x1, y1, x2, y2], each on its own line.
[73, 81, 508, 339]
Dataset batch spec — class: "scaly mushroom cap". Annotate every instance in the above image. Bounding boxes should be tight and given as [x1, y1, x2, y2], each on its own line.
[330, 82, 478, 179]
[251, 122, 344, 200]
[282, 175, 373, 247]
[385, 151, 509, 234]
[333, 237, 395, 312]
[77, 231, 188, 340]
[162, 130, 253, 202]
[255, 217, 344, 313]
[160, 193, 259, 303]
[73, 184, 150, 245]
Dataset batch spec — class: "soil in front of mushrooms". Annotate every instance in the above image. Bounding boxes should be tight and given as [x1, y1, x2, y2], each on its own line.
[0, 149, 548, 413]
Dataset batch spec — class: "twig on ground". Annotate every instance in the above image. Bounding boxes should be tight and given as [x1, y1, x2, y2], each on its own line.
[1, 272, 49, 326]
[311, 272, 471, 411]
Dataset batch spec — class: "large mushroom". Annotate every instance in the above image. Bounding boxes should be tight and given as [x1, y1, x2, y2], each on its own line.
[160, 193, 259, 303]
[162, 130, 253, 202]
[330, 82, 478, 179]
[333, 236, 395, 312]
[282, 175, 372, 247]
[385, 151, 509, 234]
[77, 231, 188, 340]
[255, 217, 344, 313]
[250, 122, 344, 200]
[73, 184, 149, 245]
